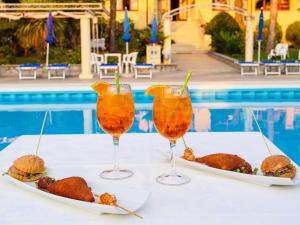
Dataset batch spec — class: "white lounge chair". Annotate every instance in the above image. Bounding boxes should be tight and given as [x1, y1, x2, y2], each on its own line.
[261, 61, 282, 76]
[268, 43, 289, 60]
[17, 64, 41, 80]
[133, 63, 154, 79]
[122, 52, 138, 74]
[284, 61, 300, 75]
[47, 64, 70, 79]
[239, 61, 259, 76]
[97, 53, 121, 79]
[91, 53, 104, 75]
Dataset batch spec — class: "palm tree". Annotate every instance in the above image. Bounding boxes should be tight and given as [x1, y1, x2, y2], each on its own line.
[109, 0, 117, 52]
[266, 0, 278, 54]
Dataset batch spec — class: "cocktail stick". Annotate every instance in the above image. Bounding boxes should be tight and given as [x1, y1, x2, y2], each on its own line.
[95, 193, 143, 219]
[35, 111, 48, 156]
[248, 109, 273, 156]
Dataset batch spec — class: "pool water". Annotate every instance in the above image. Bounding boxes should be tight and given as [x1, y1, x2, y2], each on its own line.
[1, 105, 299, 165]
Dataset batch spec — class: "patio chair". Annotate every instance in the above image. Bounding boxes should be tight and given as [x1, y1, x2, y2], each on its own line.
[261, 61, 283, 76]
[98, 53, 121, 79]
[122, 52, 138, 74]
[268, 43, 289, 60]
[238, 61, 259, 76]
[133, 63, 154, 79]
[47, 64, 70, 79]
[91, 53, 104, 75]
[284, 61, 300, 75]
[17, 63, 41, 80]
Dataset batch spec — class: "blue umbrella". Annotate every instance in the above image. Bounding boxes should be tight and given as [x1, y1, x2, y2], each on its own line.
[122, 7, 131, 55]
[45, 12, 55, 66]
[150, 15, 158, 44]
[257, 7, 264, 62]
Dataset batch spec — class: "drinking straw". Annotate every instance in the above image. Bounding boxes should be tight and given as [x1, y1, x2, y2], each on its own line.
[179, 70, 192, 96]
[35, 112, 48, 156]
[248, 109, 273, 156]
[114, 71, 120, 94]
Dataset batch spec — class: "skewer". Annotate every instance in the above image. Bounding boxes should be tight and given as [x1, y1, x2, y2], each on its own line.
[182, 136, 188, 149]
[248, 109, 273, 156]
[95, 194, 143, 219]
[115, 203, 143, 219]
[35, 112, 48, 156]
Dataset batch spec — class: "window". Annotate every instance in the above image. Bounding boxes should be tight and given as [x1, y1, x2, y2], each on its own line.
[255, 0, 289, 10]
[117, 0, 139, 11]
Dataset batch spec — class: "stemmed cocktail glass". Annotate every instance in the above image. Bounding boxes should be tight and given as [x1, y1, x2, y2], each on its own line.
[94, 83, 135, 180]
[147, 85, 193, 185]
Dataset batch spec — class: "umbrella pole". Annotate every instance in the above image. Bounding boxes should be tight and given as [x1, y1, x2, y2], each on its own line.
[257, 41, 261, 63]
[126, 42, 129, 74]
[46, 43, 50, 67]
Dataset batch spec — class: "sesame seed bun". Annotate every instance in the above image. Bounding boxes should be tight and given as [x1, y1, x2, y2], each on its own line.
[13, 155, 45, 174]
[261, 155, 291, 173]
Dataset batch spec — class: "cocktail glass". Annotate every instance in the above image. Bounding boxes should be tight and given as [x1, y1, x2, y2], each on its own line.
[152, 86, 193, 185]
[96, 84, 135, 180]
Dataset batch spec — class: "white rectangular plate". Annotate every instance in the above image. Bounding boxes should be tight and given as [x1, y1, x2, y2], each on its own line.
[161, 150, 300, 186]
[2, 173, 150, 215]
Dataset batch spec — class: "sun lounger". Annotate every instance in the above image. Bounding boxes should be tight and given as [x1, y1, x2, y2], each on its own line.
[284, 61, 300, 75]
[47, 64, 70, 79]
[261, 61, 282, 76]
[239, 61, 259, 76]
[133, 63, 154, 79]
[17, 64, 41, 80]
[98, 63, 119, 79]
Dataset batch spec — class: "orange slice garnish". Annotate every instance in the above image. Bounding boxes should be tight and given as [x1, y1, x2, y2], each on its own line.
[91, 81, 110, 95]
[144, 85, 173, 97]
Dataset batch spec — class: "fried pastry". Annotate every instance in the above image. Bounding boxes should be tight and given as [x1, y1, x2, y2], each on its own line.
[195, 153, 253, 174]
[47, 176, 95, 202]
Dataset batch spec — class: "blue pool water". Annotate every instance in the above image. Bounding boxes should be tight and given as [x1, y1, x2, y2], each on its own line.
[0, 88, 300, 165]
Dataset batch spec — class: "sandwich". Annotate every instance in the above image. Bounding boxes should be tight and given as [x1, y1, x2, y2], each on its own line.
[261, 155, 297, 178]
[8, 154, 45, 182]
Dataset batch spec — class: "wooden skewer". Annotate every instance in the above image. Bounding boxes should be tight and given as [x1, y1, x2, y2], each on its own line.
[182, 136, 188, 149]
[35, 111, 48, 156]
[95, 194, 143, 219]
[115, 203, 143, 219]
[248, 109, 273, 156]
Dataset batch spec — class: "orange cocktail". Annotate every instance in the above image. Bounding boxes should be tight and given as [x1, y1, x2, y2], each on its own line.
[97, 92, 134, 137]
[146, 85, 193, 186]
[92, 82, 135, 180]
[153, 95, 192, 140]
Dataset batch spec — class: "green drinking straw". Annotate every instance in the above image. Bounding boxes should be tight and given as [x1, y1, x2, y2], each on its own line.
[114, 71, 120, 94]
[179, 70, 192, 96]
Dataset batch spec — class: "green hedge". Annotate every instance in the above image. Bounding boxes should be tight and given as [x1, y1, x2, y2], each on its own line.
[205, 12, 244, 55]
[286, 21, 300, 48]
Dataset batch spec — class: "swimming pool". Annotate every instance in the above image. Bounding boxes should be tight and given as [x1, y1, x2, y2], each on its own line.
[0, 88, 300, 165]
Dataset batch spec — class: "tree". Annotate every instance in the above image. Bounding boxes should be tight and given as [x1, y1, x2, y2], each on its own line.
[266, 0, 278, 53]
[109, 0, 117, 52]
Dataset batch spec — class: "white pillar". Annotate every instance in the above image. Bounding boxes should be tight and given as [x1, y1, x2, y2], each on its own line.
[83, 110, 93, 134]
[79, 16, 93, 79]
[163, 17, 172, 64]
[245, 16, 254, 62]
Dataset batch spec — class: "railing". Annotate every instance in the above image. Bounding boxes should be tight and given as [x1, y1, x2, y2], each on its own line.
[162, 3, 250, 20]
[0, 3, 103, 12]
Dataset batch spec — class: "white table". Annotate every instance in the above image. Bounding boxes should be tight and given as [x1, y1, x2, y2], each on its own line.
[0, 132, 299, 225]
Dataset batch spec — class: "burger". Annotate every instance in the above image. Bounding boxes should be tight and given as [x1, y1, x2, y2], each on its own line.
[8, 155, 45, 182]
[261, 155, 297, 178]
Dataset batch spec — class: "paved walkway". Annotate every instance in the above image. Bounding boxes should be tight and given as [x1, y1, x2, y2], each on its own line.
[1, 53, 300, 89]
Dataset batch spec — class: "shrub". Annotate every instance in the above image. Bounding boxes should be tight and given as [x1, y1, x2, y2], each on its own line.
[205, 12, 244, 54]
[255, 20, 282, 50]
[286, 21, 300, 48]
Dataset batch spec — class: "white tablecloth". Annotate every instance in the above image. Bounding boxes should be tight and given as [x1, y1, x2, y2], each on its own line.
[0, 132, 299, 225]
